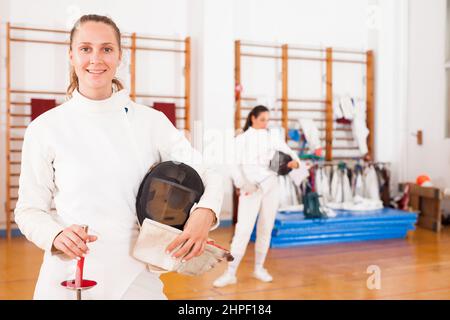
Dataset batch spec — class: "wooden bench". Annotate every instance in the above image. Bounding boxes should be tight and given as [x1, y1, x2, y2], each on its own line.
[400, 183, 443, 232]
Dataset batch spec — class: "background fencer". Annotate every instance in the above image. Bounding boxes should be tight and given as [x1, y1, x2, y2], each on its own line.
[213, 105, 302, 287]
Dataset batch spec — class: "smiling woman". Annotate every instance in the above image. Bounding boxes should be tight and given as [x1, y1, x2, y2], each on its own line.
[67, 15, 124, 100]
[13, 13, 223, 300]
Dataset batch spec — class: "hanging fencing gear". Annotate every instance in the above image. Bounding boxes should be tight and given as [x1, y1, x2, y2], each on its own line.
[351, 101, 369, 156]
[298, 118, 322, 152]
[269, 151, 293, 176]
[376, 164, 391, 207]
[288, 164, 310, 186]
[331, 163, 353, 203]
[363, 165, 380, 200]
[278, 175, 300, 209]
[337, 95, 355, 123]
[353, 164, 364, 198]
[133, 161, 233, 276]
[315, 166, 332, 203]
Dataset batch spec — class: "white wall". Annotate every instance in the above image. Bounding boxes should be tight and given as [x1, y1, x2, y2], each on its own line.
[1, 0, 419, 228]
[367, 0, 410, 197]
[407, 0, 450, 214]
[406, 0, 450, 189]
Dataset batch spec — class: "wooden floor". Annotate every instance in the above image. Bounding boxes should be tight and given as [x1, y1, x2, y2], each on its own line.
[2, 225, 450, 300]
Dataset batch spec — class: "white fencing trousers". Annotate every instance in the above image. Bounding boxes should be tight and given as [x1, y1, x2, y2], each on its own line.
[230, 176, 280, 257]
[121, 269, 167, 300]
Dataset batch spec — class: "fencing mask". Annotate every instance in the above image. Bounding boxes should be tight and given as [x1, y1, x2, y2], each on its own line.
[136, 161, 204, 230]
[133, 161, 233, 276]
[269, 151, 293, 176]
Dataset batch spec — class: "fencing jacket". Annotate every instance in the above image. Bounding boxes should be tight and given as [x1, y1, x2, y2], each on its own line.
[14, 89, 223, 299]
[231, 127, 301, 191]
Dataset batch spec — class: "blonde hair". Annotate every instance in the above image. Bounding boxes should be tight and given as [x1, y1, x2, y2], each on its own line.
[67, 14, 124, 98]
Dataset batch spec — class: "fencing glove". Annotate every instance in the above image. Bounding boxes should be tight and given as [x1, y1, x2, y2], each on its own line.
[133, 219, 233, 276]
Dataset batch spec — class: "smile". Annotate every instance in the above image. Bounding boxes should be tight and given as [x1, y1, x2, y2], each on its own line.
[86, 69, 107, 74]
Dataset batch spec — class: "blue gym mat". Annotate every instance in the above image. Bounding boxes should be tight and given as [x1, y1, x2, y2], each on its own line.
[268, 231, 409, 248]
[250, 208, 418, 248]
[273, 222, 416, 237]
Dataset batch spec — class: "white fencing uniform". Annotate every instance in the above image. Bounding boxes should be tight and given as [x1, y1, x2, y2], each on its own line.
[363, 165, 380, 200]
[353, 169, 364, 198]
[334, 95, 369, 156]
[339, 95, 355, 120]
[315, 167, 332, 203]
[14, 89, 223, 300]
[298, 118, 321, 152]
[326, 165, 382, 211]
[330, 167, 353, 203]
[120, 269, 167, 300]
[230, 127, 301, 258]
[351, 101, 369, 155]
[231, 175, 280, 257]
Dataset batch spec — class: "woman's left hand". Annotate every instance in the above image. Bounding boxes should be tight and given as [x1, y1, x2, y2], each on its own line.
[287, 160, 300, 169]
[165, 208, 216, 262]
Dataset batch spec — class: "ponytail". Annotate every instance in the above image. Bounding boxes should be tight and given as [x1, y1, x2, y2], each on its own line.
[243, 105, 269, 131]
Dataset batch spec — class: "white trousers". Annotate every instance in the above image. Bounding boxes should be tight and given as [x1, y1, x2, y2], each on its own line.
[121, 269, 167, 300]
[230, 177, 280, 257]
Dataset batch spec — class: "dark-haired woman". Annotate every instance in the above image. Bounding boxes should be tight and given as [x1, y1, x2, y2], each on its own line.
[14, 15, 223, 299]
[213, 105, 301, 287]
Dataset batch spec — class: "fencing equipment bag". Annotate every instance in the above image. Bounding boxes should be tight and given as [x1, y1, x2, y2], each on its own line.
[269, 151, 293, 176]
[133, 161, 233, 276]
[303, 182, 327, 219]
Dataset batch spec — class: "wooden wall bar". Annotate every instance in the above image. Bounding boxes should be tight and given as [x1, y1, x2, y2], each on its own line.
[366, 50, 375, 160]
[325, 47, 333, 161]
[234, 40, 242, 131]
[234, 40, 374, 163]
[281, 44, 289, 140]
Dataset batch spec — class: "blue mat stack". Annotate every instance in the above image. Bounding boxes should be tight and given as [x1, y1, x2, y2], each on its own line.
[250, 208, 418, 248]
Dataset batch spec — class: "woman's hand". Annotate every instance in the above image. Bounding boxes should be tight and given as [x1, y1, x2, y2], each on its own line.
[287, 160, 300, 169]
[165, 208, 216, 262]
[52, 224, 98, 260]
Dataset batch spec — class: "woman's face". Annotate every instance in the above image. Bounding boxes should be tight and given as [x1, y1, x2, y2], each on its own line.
[69, 21, 121, 98]
[251, 111, 269, 129]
